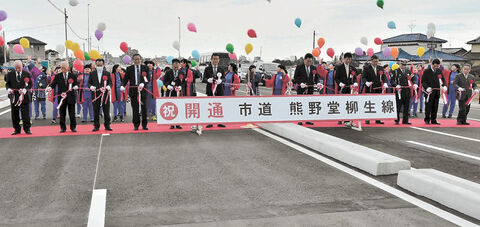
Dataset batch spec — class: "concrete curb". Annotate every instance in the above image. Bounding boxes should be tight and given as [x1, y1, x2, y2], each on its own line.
[258, 123, 411, 176]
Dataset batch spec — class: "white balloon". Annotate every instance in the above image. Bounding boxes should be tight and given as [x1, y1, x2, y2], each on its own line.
[426, 30, 434, 39]
[69, 0, 79, 7]
[56, 44, 65, 55]
[172, 41, 180, 51]
[97, 22, 107, 32]
[360, 36, 368, 46]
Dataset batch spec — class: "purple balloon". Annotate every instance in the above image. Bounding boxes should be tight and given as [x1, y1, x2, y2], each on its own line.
[0, 10, 7, 22]
[383, 47, 391, 58]
[122, 55, 131, 64]
[95, 29, 103, 41]
[355, 47, 363, 56]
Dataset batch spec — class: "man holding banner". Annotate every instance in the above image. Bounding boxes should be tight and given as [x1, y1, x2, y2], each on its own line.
[5, 60, 33, 135]
[454, 64, 479, 125]
[294, 53, 318, 126]
[391, 61, 415, 125]
[421, 59, 446, 125]
[362, 55, 387, 124]
[88, 59, 113, 132]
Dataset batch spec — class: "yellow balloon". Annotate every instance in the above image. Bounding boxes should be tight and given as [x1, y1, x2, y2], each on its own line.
[20, 38, 30, 49]
[392, 63, 400, 70]
[89, 50, 100, 59]
[417, 47, 425, 57]
[72, 42, 81, 52]
[65, 40, 73, 50]
[245, 43, 253, 55]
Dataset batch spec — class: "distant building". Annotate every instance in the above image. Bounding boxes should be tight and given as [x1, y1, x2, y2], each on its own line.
[7, 36, 47, 60]
[442, 47, 468, 57]
[463, 36, 480, 67]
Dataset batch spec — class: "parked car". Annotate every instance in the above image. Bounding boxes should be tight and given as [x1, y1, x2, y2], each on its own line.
[254, 62, 279, 86]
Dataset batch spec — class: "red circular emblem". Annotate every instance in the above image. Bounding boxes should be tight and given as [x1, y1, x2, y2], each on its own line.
[159, 102, 178, 121]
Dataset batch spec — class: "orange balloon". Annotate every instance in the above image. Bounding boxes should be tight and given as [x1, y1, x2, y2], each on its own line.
[317, 38, 325, 49]
[74, 50, 85, 61]
[312, 49, 320, 57]
[391, 47, 399, 59]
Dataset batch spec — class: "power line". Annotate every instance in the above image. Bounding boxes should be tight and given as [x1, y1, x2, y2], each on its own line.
[46, 0, 65, 15]
[67, 22, 87, 40]
[5, 23, 64, 32]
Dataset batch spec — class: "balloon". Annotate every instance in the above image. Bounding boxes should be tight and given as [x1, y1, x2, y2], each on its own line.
[316, 38, 325, 49]
[383, 47, 391, 58]
[417, 47, 426, 57]
[228, 52, 237, 60]
[294, 18, 302, 28]
[326, 48, 335, 58]
[187, 23, 197, 32]
[120, 42, 128, 53]
[74, 50, 85, 61]
[426, 30, 434, 39]
[69, 0, 79, 6]
[19, 38, 29, 48]
[247, 29, 257, 38]
[97, 22, 106, 32]
[13, 44, 24, 54]
[95, 29, 103, 41]
[374, 37, 383, 45]
[245, 43, 253, 55]
[226, 43, 234, 54]
[191, 60, 197, 67]
[84, 51, 90, 61]
[391, 63, 399, 71]
[65, 40, 73, 49]
[167, 56, 174, 64]
[73, 59, 84, 72]
[391, 47, 399, 59]
[0, 10, 7, 22]
[0, 24, 3, 31]
[122, 55, 131, 64]
[71, 42, 81, 52]
[427, 22, 436, 34]
[360, 37, 368, 46]
[0, 36, 4, 46]
[172, 41, 180, 51]
[157, 80, 164, 89]
[89, 50, 101, 59]
[377, 0, 384, 9]
[192, 50, 200, 60]
[387, 21, 396, 29]
[355, 47, 363, 56]
[55, 44, 65, 54]
[389, 61, 395, 68]
[367, 48, 374, 57]
[312, 49, 320, 57]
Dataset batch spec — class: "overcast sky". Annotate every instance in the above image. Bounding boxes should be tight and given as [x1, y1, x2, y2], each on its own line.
[1, 0, 479, 61]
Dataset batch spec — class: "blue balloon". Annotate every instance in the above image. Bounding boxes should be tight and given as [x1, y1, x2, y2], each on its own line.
[192, 50, 200, 60]
[167, 56, 174, 64]
[157, 79, 163, 88]
[387, 21, 396, 29]
[389, 61, 395, 68]
[294, 18, 302, 28]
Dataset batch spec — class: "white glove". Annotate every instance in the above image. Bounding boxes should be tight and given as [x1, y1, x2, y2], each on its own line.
[100, 87, 106, 93]
[106, 85, 111, 91]
[300, 83, 307, 88]
[216, 72, 222, 78]
[458, 87, 465, 92]
[171, 82, 176, 86]
[19, 88, 26, 94]
[7, 88, 13, 94]
[396, 85, 401, 89]
[167, 85, 173, 90]
[139, 83, 144, 89]
[73, 85, 79, 90]
[366, 81, 372, 87]
[413, 84, 418, 89]
[90, 86, 96, 91]
[442, 86, 448, 92]
[475, 89, 479, 94]
[339, 82, 345, 88]
[177, 86, 182, 91]
[120, 86, 125, 92]
[317, 83, 323, 89]
[207, 78, 213, 83]
[216, 79, 222, 85]
[353, 83, 358, 87]
[46, 87, 52, 92]
[383, 83, 388, 89]
[426, 87, 432, 93]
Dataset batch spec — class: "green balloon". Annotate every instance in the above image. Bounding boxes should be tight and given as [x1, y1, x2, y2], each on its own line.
[84, 51, 91, 60]
[377, 0, 384, 9]
[191, 60, 197, 67]
[226, 43, 234, 54]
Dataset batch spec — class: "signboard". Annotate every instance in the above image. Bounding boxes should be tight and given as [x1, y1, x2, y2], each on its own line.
[156, 94, 397, 125]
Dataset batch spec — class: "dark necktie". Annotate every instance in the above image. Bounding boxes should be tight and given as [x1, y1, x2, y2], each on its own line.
[16, 72, 20, 82]
[136, 66, 141, 85]
[64, 73, 67, 86]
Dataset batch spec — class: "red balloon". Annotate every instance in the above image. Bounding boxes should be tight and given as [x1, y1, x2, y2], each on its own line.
[120, 42, 128, 53]
[0, 36, 4, 46]
[374, 37, 383, 45]
[327, 48, 335, 58]
[247, 29, 257, 38]
[73, 59, 83, 72]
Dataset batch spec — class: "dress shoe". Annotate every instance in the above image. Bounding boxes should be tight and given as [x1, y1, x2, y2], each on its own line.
[92, 128, 99, 132]
[424, 120, 430, 125]
[11, 131, 21, 135]
[365, 120, 370, 124]
[447, 114, 452, 118]
[71, 129, 77, 133]
[402, 122, 412, 125]
[431, 121, 440, 125]
[60, 129, 66, 133]
[218, 124, 226, 128]
[298, 122, 303, 125]
[305, 122, 314, 125]
[338, 121, 343, 125]
[394, 120, 400, 125]
[170, 125, 175, 129]
[142, 127, 148, 130]
[206, 124, 213, 128]
[105, 127, 113, 131]
[375, 120, 384, 124]
[176, 125, 183, 129]
[134, 127, 139, 131]
[462, 122, 470, 125]
[442, 114, 446, 118]
[25, 130, 32, 134]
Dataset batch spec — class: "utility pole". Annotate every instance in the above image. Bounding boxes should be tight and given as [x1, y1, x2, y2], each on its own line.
[64, 8, 68, 59]
[2, 31, 6, 64]
[87, 3, 90, 51]
[408, 20, 416, 33]
[313, 30, 316, 49]
[178, 17, 181, 58]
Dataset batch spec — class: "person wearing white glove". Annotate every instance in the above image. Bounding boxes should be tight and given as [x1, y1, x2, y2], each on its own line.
[391, 61, 413, 125]
[317, 83, 324, 89]
[426, 87, 432, 93]
[442, 86, 448, 92]
[6, 61, 33, 134]
[90, 86, 96, 91]
[138, 83, 144, 89]
[207, 78, 213, 83]
[454, 64, 479, 125]
[457, 87, 465, 92]
[363, 55, 385, 125]
[88, 58, 113, 132]
[353, 83, 358, 87]
[383, 83, 388, 89]
[105, 85, 110, 91]
[73, 85, 79, 90]
[413, 84, 418, 89]
[365, 81, 373, 87]
[216, 79, 222, 85]
[422, 58, 443, 125]
[167, 85, 173, 91]
[396, 85, 401, 90]
[300, 83, 307, 88]
[7, 88, 13, 94]
[339, 82, 345, 88]
[120, 86, 125, 92]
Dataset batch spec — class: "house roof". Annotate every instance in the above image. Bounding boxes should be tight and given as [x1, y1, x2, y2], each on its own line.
[355, 48, 465, 62]
[467, 36, 480, 44]
[442, 48, 467, 54]
[7, 36, 47, 45]
[45, 49, 59, 54]
[462, 50, 480, 60]
[382, 33, 447, 44]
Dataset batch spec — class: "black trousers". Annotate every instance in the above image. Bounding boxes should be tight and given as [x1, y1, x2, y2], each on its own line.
[396, 91, 411, 123]
[59, 102, 76, 130]
[11, 102, 31, 132]
[93, 98, 111, 129]
[130, 90, 148, 128]
[457, 98, 470, 123]
[424, 90, 440, 123]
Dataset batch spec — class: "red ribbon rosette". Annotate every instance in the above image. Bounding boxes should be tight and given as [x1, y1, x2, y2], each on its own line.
[312, 70, 317, 75]
[379, 70, 384, 76]
[142, 71, 147, 82]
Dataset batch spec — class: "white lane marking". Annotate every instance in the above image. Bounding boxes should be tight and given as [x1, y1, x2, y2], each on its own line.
[410, 126, 480, 143]
[407, 140, 480, 162]
[87, 189, 107, 227]
[92, 134, 105, 190]
[253, 128, 477, 227]
[0, 108, 11, 116]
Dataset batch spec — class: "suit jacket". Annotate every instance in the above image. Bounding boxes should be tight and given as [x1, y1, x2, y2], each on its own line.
[49, 72, 78, 104]
[454, 73, 478, 100]
[88, 69, 113, 103]
[334, 63, 357, 92]
[204, 64, 226, 96]
[391, 68, 415, 95]
[5, 70, 33, 104]
[362, 64, 386, 89]
[163, 68, 183, 97]
[421, 67, 446, 91]
[294, 64, 319, 94]
[122, 64, 149, 97]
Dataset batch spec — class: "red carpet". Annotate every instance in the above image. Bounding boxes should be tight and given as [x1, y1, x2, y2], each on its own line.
[0, 119, 478, 139]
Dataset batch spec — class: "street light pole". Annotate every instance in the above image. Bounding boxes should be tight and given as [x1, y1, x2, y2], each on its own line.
[64, 8, 68, 59]
[313, 30, 316, 49]
[178, 17, 181, 58]
[87, 3, 90, 51]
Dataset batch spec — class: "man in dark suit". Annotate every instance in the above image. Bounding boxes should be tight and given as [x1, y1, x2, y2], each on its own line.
[163, 58, 184, 130]
[391, 61, 416, 125]
[362, 55, 387, 124]
[454, 64, 479, 125]
[5, 60, 33, 135]
[294, 53, 319, 95]
[421, 59, 447, 125]
[46, 61, 78, 133]
[88, 59, 112, 131]
[203, 53, 225, 96]
[335, 52, 357, 94]
[121, 54, 149, 130]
